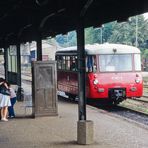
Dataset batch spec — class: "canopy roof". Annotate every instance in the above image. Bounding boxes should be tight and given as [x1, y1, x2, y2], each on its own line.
[0, 0, 148, 47]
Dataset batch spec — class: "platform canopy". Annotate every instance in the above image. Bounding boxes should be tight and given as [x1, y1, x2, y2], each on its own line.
[0, 0, 148, 47]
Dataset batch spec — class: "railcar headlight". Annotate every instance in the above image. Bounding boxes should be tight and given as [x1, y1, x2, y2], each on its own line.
[93, 79, 99, 85]
[130, 87, 137, 91]
[135, 79, 140, 83]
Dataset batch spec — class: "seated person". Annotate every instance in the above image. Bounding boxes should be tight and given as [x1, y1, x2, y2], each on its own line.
[70, 61, 76, 71]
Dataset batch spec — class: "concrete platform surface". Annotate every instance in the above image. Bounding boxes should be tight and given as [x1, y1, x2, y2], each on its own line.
[0, 99, 148, 148]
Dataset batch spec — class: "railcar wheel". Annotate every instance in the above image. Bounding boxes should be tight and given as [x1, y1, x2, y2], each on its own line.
[108, 100, 114, 106]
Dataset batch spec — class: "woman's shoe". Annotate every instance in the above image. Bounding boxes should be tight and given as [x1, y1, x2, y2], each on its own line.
[10, 116, 15, 118]
[8, 115, 15, 118]
[1, 118, 8, 121]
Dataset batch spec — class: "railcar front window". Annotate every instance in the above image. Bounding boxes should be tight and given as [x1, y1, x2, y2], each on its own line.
[99, 54, 132, 72]
[134, 54, 141, 71]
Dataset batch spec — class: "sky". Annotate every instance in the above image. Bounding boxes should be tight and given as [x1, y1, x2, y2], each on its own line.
[143, 12, 148, 19]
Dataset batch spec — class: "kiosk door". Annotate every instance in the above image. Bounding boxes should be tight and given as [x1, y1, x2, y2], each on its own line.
[32, 61, 58, 117]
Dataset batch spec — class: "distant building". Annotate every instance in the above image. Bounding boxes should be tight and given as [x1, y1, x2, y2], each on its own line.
[21, 40, 60, 64]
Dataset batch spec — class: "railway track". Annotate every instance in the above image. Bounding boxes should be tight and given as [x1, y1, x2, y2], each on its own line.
[105, 105, 148, 126]
[131, 97, 148, 104]
[83, 98, 148, 126]
[58, 95, 148, 126]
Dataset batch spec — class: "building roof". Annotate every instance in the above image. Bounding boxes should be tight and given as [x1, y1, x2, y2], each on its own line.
[0, 0, 148, 47]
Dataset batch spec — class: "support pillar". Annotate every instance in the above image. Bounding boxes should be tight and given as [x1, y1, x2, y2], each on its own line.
[76, 20, 94, 145]
[77, 20, 86, 121]
[77, 120, 94, 144]
[16, 43, 22, 101]
[4, 46, 8, 81]
[36, 33, 42, 61]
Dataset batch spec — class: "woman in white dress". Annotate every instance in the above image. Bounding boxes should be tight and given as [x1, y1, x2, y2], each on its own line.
[0, 78, 11, 121]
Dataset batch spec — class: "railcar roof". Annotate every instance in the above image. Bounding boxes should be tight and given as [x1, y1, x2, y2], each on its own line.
[56, 44, 140, 55]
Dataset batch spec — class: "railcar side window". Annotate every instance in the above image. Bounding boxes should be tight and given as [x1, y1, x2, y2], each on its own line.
[66, 56, 70, 70]
[61, 56, 66, 69]
[56, 55, 62, 69]
[56, 55, 77, 71]
[86, 55, 97, 72]
[134, 54, 141, 71]
[70, 56, 77, 71]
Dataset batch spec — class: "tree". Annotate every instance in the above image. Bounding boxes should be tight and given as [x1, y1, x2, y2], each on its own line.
[85, 27, 96, 44]
[108, 15, 148, 49]
[55, 14, 148, 51]
[55, 31, 77, 47]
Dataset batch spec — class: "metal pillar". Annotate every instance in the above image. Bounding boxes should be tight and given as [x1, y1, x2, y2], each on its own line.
[4, 46, 8, 81]
[16, 43, 22, 101]
[135, 15, 138, 47]
[76, 21, 86, 121]
[77, 21, 94, 145]
[36, 33, 42, 61]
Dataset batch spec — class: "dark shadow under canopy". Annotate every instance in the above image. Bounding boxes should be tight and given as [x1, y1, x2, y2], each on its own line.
[0, 0, 148, 47]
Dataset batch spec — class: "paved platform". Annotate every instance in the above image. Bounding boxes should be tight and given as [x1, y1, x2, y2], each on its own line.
[0, 98, 148, 148]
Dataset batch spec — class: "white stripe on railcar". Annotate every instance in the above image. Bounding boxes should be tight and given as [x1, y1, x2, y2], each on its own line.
[56, 43, 140, 55]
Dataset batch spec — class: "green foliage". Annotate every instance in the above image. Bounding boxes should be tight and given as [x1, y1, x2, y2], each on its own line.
[54, 14, 148, 70]
[85, 27, 96, 44]
[109, 15, 148, 48]
[55, 14, 148, 55]
[142, 49, 148, 58]
[55, 31, 77, 47]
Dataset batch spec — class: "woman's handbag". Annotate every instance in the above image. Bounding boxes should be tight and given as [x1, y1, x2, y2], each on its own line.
[0, 85, 10, 96]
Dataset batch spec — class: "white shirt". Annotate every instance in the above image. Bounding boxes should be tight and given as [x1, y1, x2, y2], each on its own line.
[10, 87, 16, 98]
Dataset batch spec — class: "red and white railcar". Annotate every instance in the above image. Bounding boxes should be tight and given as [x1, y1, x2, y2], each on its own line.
[56, 43, 143, 104]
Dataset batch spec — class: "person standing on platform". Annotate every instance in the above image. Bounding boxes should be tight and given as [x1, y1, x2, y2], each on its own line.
[0, 78, 11, 121]
[8, 84, 17, 118]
